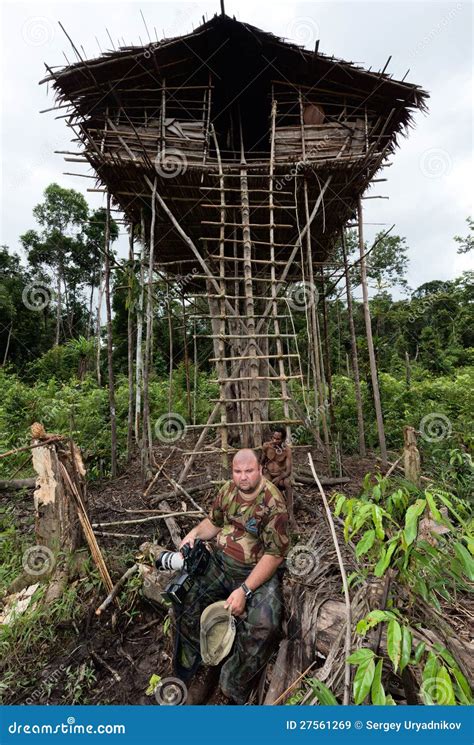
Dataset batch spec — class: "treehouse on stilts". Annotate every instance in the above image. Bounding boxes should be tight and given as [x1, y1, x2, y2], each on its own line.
[42, 14, 428, 471]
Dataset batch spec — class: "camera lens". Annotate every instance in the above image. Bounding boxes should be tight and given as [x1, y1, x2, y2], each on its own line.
[157, 551, 184, 571]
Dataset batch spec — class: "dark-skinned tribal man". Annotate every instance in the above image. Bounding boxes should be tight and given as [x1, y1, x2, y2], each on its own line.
[261, 426, 296, 530]
[174, 448, 289, 705]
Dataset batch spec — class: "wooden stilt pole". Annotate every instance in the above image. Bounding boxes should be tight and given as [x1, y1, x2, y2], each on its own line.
[341, 227, 366, 457]
[104, 192, 117, 477]
[357, 199, 387, 466]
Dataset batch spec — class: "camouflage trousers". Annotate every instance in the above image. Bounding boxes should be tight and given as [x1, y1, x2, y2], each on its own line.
[173, 550, 283, 704]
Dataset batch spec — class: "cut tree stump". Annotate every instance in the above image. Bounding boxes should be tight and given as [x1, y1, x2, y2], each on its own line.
[31, 433, 87, 553]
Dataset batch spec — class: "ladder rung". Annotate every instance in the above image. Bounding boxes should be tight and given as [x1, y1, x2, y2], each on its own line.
[209, 353, 299, 362]
[199, 187, 294, 195]
[207, 254, 293, 265]
[210, 397, 291, 402]
[185, 419, 303, 428]
[200, 203, 297, 210]
[196, 334, 296, 339]
[209, 374, 303, 382]
[202, 221, 294, 228]
[200, 237, 294, 247]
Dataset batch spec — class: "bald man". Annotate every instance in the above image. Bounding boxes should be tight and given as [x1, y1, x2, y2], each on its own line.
[174, 449, 289, 704]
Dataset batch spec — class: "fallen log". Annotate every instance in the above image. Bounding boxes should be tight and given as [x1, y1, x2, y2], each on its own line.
[148, 483, 209, 505]
[0, 478, 36, 491]
[265, 593, 474, 704]
[294, 471, 350, 486]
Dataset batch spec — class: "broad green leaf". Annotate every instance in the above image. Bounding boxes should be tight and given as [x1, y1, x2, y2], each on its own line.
[436, 666, 455, 705]
[372, 484, 381, 501]
[307, 678, 339, 705]
[403, 499, 426, 546]
[422, 651, 439, 683]
[387, 619, 402, 673]
[433, 643, 458, 670]
[399, 626, 412, 673]
[425, 491, 442, 523]
[344, 501, 353, 543]
[346, 648, 375, 665]
[356, 529, 376, 558]
[452, 669, 473, 704]
[334, 494, 346, 517]
[374, 541, 398, 577]
[353, 658, 375, 705]
[384, 694, 397, 705]
[454, 542, 474, 581]
[371, 659, 386, 705]
[372, 505, 385, 540]
[411, 641, 426, 665]
[356, 619, 368, 635]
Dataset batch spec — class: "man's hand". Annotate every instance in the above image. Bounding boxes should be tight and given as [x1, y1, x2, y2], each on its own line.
[179, 527, 198, 550]
[179, 518, 221, 550]
[224, 587, 246, 617]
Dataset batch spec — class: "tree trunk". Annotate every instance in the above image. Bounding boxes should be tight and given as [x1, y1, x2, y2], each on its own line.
[55, 272, 62, 347]
[104, 192, 117, 477]
[95, 273, 105, 386]
[403, 426, 421, 487]
[342, 228, 366, 457]
[357, 199, 387, 466]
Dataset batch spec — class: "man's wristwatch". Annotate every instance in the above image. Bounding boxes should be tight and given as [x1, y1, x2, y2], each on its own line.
[240, 582, 253, 600]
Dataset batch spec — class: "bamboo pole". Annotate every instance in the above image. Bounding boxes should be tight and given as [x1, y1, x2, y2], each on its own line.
[211, 125, 229, 466]
[357, 199, 387, 466]
[142, 179, 157, 476]
[126, 225, 135, 461]
[134, 210, 145, 444]
[104, 192, 117, 477]
[240, 122, 262, 448]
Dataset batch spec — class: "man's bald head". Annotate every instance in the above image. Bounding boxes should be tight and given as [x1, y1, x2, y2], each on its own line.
[232, 448, 263, 495]
[233, 448, 260, 467]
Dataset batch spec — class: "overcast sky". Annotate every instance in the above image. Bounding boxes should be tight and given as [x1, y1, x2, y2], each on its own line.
[1, 0, 472, 293]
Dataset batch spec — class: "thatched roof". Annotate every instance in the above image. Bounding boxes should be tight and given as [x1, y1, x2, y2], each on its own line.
[42, 14, 429, 274]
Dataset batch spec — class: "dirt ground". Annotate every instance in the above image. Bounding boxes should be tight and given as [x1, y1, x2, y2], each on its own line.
[2, 438, 386, 706]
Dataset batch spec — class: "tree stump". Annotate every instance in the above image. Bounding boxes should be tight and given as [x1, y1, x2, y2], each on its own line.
[403, 426, 421, 487]
[31, 428, 86, 554]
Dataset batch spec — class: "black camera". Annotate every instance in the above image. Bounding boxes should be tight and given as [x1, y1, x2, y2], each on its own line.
[155, 539, 210, 605]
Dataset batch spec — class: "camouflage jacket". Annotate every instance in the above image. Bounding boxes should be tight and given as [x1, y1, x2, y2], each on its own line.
[209, 478, 289, 565]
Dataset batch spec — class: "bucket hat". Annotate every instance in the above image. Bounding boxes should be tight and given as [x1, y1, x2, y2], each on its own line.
[200, 600, 236, 666]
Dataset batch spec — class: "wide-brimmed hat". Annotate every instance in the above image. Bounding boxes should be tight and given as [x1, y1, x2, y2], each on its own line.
[200, 600, 236, 666]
